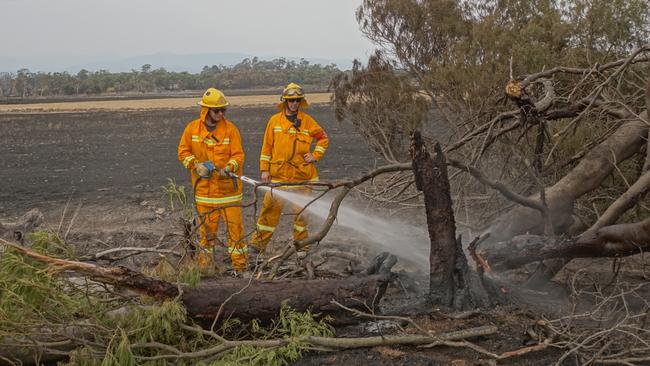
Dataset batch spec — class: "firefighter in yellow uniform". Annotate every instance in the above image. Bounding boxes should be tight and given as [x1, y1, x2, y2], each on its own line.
[250, 83, 329, 258]
[178, 88, 248, 271]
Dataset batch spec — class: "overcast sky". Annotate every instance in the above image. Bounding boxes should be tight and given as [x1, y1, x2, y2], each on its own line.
[0, 0, 376, 72]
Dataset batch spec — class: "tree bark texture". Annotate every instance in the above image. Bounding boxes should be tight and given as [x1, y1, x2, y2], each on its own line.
[183, 273, 391, 324]
[481, 217, 650, 271]
[410, 131, 490, 309]
[485, 114, 649, 244]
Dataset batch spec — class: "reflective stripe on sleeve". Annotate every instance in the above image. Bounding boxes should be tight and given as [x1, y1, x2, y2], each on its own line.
[191, 135, 200, 142]
[182, 155, 196, 168]
[227, 159, 239, 171]
[222, 138, 230, 145]
[314, 146, 326, 154]
[260, 154, 271, 162]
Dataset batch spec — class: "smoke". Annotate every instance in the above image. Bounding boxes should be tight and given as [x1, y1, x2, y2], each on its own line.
[257, 186, 430, 271]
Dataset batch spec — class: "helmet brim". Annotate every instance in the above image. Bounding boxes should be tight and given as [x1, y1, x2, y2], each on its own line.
[198, 101, 230, 108]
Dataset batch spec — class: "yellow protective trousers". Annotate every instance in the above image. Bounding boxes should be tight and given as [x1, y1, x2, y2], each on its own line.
[196, 204, 248, 270]
[251, 187, 311, 252]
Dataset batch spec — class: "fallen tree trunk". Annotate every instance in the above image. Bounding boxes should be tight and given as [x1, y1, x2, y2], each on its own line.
[184, 273, 391, 324]
[1, 239, 394, 324]
[485, 113, 649, 245]
[480, 217, 650, 271]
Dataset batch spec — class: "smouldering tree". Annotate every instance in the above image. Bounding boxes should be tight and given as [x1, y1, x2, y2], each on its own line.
[332, 0, 650, 277]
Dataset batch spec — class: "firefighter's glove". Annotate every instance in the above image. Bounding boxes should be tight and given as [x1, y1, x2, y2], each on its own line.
[219, 166, 232, 178]
[196, 161, 216, 179]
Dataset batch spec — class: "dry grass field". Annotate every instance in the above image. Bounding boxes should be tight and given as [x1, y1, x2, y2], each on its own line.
[0, 92, 332, 113]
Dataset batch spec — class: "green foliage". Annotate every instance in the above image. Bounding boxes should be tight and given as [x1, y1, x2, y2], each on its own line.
[0, 232, 99, 326]
[375, 3, 625, 116]
[0, 57, 341, 98]
[213, 303, 334, 366]
[330, 51, 430, 162]
[101, 331, 136, 366]
[121, 300, 187, 345]
[349, 0, 650, 123]
[258, 302, 335, 340]
[27, 230, 75, 258]
[563, 0, 650, 58]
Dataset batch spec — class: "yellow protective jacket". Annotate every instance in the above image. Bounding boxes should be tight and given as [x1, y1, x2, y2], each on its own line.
[259, 109, 329, 182]
[178, 107, 245, 206]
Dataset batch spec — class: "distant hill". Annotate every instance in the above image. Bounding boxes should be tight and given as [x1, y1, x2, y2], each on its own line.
[0, 52, 355, 74]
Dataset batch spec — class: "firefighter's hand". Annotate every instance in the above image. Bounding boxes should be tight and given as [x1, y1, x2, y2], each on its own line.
[219, 166, 232, 178]
[303, 153, 316, 163]
[261, 171, 271, 183]
[196, 161, 215, 178]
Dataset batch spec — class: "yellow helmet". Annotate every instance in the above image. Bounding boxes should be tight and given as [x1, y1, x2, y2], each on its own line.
[198, 88, 229, 108]
[277, 82, 309, 110]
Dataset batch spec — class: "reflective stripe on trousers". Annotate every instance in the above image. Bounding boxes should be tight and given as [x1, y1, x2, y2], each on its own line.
[196, 204, 248, 270]
[251, 187, 310, 251]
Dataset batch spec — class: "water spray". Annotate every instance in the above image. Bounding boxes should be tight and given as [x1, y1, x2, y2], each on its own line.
[228, 171, 430, 271]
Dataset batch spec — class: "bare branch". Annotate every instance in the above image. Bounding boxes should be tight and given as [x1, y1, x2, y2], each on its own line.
[520, 51, 650, 87]
[448, 159, 547, 213]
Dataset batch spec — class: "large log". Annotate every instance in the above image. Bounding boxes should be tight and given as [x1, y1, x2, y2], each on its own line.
[480, 218, 650, 271]
[484, 114, 649, 244]
[1, 240, 394, 324]
[184, 273, 391, 324]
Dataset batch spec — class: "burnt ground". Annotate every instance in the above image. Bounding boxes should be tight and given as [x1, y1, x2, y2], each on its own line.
[0, 105, 581, 365]
[0, 106, 380, 213]
[0, 106, 390, 243]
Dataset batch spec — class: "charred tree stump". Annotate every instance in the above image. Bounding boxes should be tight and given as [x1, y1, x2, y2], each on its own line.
[410, 131, 490, 309]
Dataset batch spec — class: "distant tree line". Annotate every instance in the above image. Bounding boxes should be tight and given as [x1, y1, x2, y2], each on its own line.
[0, 57, 341, 98]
